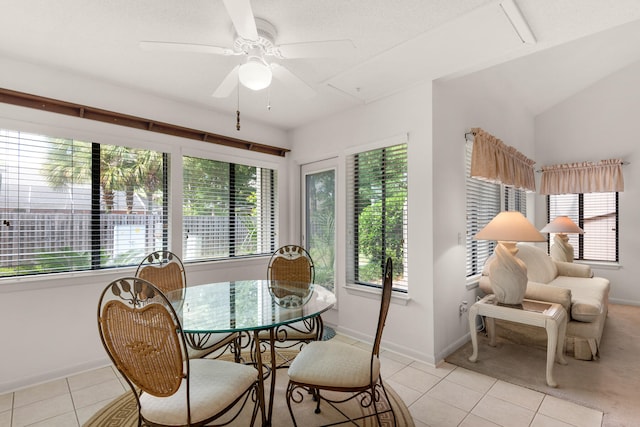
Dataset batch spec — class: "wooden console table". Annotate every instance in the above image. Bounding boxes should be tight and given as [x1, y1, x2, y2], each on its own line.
[468, 294, 568, 387]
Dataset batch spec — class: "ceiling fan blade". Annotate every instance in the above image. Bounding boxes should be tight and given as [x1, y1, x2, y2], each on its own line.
[271, 63, 315, 99]
[139, 41, 235, 56]
[212, 65, 239, 98]
[277, 40, 356, 58]
[222, 0, 258, 41]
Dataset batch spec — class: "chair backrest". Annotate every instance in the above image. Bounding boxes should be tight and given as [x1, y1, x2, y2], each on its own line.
[136, 250, 186, 295]
[267, 245, 315, 284]
[372, 257, 393, 357]
[97, 277, 187, 398]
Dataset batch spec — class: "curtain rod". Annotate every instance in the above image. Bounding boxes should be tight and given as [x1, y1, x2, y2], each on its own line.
[0, 88, 290, 157]
[536, 161, 630, 172]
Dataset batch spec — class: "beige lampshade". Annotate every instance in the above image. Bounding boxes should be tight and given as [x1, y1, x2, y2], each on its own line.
[540, 216, 584, 234]
[475, 211, 546, 242]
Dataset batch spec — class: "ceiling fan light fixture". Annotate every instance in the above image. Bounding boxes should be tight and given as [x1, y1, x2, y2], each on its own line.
[238, 56, 272, 91]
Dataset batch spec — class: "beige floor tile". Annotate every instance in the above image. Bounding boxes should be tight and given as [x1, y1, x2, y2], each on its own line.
[487, 379, 545, 411]
[28, 411, 79, 427]
[0, 393, 12, 413]
[426, 379, 484, 412]
[12, 393, 74, 427]
[530, 412, 575, 427]
[538, 395, 603, 427]
[410, 360, 456, 378]
[384, 379, 423, 407]
[409, 394, 467, 427]
[380, 356, 410, 379]
[444, 367, 496, 394]
[459, 413, 502, 426]
[412, 419, 430, 427]
[471, 394, 535, 427]
[71, 378, 126, 409]
[388, 365, 442, 394]
[67, 366, 119, 391]
[380, 349, 414, 365]
[13, 379, 69, 408]
[0, 410, 11, 427]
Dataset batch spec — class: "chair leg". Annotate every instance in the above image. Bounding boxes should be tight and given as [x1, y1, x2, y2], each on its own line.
[285, 381, 299, 427]
[314, 389, 322, 414]
[378, 379, 398, 427]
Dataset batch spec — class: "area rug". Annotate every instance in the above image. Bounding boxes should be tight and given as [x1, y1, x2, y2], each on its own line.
[445, 303, 640, 427]
[84, 349, 413, 427]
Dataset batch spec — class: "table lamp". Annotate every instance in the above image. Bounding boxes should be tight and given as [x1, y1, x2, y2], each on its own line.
[540, 216, 584, 263]
[475, 211, 546, 307]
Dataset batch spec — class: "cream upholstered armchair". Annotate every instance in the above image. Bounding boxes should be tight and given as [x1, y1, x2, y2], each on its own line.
[97, 277, 263, 426]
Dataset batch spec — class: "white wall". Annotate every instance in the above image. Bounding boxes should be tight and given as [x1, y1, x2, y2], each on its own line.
[432, 70, 537, 361]
[535, 60, 640, 305]
[289, 82, 436, 364]
[0, 58, 290, 393]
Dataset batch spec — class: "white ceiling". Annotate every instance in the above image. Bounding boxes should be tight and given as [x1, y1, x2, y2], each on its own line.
[2, 0, 640, 130]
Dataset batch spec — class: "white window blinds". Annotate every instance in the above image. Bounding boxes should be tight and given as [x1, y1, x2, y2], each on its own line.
[182, 156, 278, 261]
[465, 140, 500, 277]
[0, 129, 168, 277]
[548, 192, 618, 262]
[346, 140, 408, 290]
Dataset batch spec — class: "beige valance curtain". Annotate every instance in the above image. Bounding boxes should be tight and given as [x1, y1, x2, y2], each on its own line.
[540, 159, 625, 195]
[469, 128, 536, 192]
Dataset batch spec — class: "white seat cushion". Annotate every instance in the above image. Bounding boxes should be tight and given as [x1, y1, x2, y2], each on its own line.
[140, 359, 256, 426]
[288, 340, 380, 389]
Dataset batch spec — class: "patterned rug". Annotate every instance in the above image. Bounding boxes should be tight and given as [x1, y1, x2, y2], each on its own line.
[84, 349, 414, 427]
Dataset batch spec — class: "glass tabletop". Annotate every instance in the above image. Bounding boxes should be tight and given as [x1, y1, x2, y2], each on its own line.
[167, 279, 336, 334]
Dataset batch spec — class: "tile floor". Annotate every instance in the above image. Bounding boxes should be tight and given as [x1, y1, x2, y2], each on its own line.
[0, 334, 603, 427]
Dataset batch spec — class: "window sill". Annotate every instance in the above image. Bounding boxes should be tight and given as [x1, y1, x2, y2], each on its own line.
[344, 283, 411, 306]
[578, 261, 622, 271]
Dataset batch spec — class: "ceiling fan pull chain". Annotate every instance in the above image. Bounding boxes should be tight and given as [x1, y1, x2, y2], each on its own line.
[236, 78, 241, 131]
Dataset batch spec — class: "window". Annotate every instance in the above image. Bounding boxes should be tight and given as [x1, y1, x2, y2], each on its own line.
[465, 141, 500, 278]
[0, 129, 167, 277]
[547, 192, 618, 262]
[465, 141, 528, 278]
[346, 140, 408, 291]
[182, 155, 277, 261]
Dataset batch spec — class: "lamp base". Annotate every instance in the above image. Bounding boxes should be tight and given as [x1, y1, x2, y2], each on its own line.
[489, 241, 529, 306]
[550, 233, 574, 263]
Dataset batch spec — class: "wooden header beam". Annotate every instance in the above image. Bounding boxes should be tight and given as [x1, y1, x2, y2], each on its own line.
[0, 88, 290, 157]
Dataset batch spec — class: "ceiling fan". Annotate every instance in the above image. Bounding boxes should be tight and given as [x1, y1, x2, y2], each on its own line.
[140, 0, 355, 99]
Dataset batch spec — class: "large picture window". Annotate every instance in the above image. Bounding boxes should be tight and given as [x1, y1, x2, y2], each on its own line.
[346, 140, 408, 291]
[182, 156, 277, 261]
[0, 129, 167, 277]
[547, 192, 618, 262]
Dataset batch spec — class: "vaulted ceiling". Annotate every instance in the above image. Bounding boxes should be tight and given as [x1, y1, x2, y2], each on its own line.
[2, 0, 640, 130]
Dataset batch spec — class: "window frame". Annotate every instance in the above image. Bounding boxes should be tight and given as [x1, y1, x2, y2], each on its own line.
[0, 130, 169, 278]
[465, 141, 528, 281]
[346, 134, 408, 292]
[546, 192, 619, 263]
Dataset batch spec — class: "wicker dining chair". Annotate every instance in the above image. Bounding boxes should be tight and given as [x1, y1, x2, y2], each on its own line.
[285, 257, 397, 427]
[255, 245, 321, 368]
[136, 250, 242, 360]
[97, 277, 263, 427]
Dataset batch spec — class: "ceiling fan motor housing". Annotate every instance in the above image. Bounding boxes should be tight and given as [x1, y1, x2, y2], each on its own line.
[234, 18, 282, 58]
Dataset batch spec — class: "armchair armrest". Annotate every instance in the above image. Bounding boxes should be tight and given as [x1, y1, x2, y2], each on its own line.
[555, 261, 593, 278]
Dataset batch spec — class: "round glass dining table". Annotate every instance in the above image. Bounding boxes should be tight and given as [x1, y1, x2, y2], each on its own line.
[166, 279, 336, 426]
